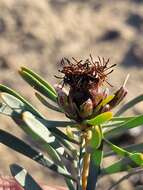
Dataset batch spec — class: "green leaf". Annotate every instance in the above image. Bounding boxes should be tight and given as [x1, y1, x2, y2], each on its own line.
[129, 153, 143, 166]
[19, 69, 57, 102]
[25, 113, 75, 129]
[0, 89, 78, 158]
[115, 94, 143, 116]
[35, 92, 63, 113]
[0, 101, 13, 116]
[87, 144, 103, 190]
[95, 95, 115, 111]
[104, 139, 130, 157]
[22, 110, 77, 182]
[22, 111, 65, 161]
[101, 157, 138, 175]
[0, 85, 43, 118]
[105, 114, 143, 138]
[21, 67, 57, 95]
[0, 129, 73, 179]
[0, 92, 24, 109]
[102, 116, 135, 128]
[89, 125, 102, 149]
[10, 164, 43, 190]
[104, 143, 143, 157]
[86, 112, 113, 126]
[0, 87, 70, 145]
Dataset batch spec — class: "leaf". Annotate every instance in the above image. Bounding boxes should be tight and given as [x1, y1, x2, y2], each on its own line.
[105, 114, 143, 138]
[22, 111, 66, 161]
[129, 153, 143, 166]
[86, 112, 113, 126]
[115, 94, 143, 116]
[101, 157, 138, 175]
[95, 95, 115, 111]
[89, 126, 102, 149]
[0, 101, 13, 116]
[19, 69, 57, 102]
[35, 92, 63, 113]
[0, 87, 71, 145]
[0, 91, 77, 159]
[0, 129, 73, 179]
[104, 143, 143, 157]
[104, 139, 130, 157]
[10, 164, 43, 190]
[21, 67, 57, 95]
[0, 85, 43, 118]
[0, 92, 24, 109]
[29, 113, 76, 129]
[102, 116, 135, 128]
[87, 144, 103, 190]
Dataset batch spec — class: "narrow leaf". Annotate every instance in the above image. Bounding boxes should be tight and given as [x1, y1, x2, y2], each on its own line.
[86, 112, 113, 126]
[0, 101, 13, 116]
[0, 85, 43, 118]
[0, 129, 74, 180]
[101, 157, 138, 175]
[87, 144, 103, 190]
[21, 67, 57, 95]
[115, 94, 143, 116]
[22, 111, 65, 161]
[35, 92, 63, 113]
[10, 164, 43, 190]
[104, 139, 130, 157]
[104, 143, 143, 157]
[19, 70, 57, 102]
[105, 114, 143, 138]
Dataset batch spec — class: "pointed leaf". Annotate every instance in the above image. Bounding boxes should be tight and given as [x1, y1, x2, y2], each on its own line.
[102, 116, 135, 128]
[0, 101, 13, 116]
[35, 92, 63, 113]
[22, 111, 65, 162]
[104, 139, 130, 157]
[115, 94, 143, 116]
[86, 112, 113, 126]
[0, 85, 43, 118]
[104, 143, 143, 157]
[21, 67, 57, 95]
[10, 164, 43, 190]
[87, 144, 103, 190]
[105, 114, 143, 138]
[0, 129, 73, 179]
[19, 69, 57, 102]
[101, 157, 138, 175]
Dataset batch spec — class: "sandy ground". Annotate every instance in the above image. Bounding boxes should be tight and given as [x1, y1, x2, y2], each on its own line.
[0, 0, 143, 189]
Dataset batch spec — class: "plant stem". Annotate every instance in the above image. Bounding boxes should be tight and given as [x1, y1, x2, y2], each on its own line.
[77, 136, 83, 190]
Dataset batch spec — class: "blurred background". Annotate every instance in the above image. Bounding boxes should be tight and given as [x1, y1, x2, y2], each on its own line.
[0, 0, 143, 189]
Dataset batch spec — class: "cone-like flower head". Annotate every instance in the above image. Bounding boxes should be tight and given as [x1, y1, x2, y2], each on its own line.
[55, 56, 127, 122]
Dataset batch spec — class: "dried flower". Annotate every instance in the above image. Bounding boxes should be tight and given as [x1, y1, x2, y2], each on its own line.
[55, 55, 127, 123]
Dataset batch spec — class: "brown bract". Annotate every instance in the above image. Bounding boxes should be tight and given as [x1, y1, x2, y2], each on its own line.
[57, 55, 115, 107]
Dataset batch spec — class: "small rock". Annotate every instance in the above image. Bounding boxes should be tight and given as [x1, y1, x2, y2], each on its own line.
[126, 13, 143, 30]
[0, 17, 6, 34]
[0, 57, 9, 69]
[21, 32, 44, 52]
[135, 186, 143, 190]
[121, 39, 143, 67]
[99, 29, 120, 41]
[132, 0, 143, 3]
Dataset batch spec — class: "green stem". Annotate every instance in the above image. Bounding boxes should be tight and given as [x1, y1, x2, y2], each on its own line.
[77, 136, 83, 190]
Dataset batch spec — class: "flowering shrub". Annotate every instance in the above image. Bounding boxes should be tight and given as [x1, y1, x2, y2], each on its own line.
[0, 56, 143, 190]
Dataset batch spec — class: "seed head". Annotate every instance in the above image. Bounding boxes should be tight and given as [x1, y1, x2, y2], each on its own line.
[55, 55, 127, 122]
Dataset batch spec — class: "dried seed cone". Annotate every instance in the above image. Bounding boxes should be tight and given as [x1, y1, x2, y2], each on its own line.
[56, 56, 127, 123]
